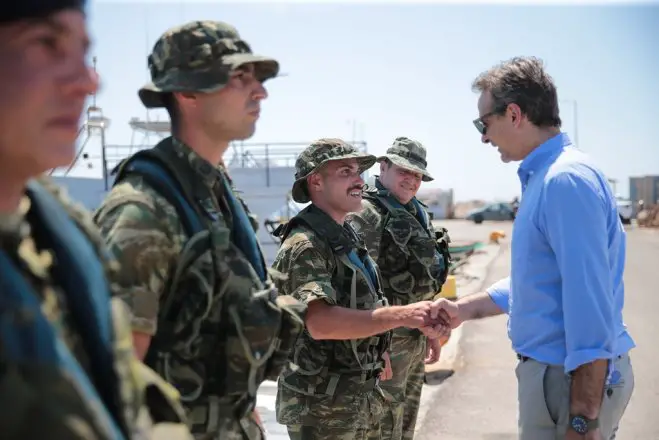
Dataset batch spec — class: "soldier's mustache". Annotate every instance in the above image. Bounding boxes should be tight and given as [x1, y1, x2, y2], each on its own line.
[348, 185, 364, 193]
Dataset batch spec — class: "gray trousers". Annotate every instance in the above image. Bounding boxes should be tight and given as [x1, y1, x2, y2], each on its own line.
[516, 354, 634, 440]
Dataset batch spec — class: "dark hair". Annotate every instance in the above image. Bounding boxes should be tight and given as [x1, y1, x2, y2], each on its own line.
[472, 56, 561, 128]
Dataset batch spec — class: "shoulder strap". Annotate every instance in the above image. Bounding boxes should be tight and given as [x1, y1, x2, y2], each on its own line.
[111, 143, 205, 237]
[0, 251, 127, 440]
[0, 180, 128, 438]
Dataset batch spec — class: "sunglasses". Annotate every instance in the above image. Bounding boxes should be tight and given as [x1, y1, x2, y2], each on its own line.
[473, 105, 509, 135]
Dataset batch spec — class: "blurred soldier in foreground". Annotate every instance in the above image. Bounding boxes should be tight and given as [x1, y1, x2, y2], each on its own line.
[271, 139, 452, 440]
[94, 20, 306, 440]
[347, 137, 451, 440]
[0, 1, 192, 439]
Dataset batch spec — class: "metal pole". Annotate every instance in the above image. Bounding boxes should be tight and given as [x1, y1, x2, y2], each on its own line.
[573, 100, 579, 147]
[561, 99, 579, 147]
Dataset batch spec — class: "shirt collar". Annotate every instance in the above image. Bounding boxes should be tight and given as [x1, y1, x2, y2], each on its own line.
[517, 132, 572, 187]
[171, 137, 222, 188]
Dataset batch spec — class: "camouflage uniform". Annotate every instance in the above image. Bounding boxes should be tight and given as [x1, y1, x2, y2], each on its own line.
[272, 139, 391, 440]
[347, 137, 451, 440]
[94, 21, 306, 440]
[0, 177, 192, 440]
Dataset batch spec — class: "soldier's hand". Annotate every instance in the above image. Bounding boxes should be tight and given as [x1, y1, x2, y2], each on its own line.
[398, 301, 437, 329]
[424, 337, 442, 364]
[380, 352, 393, 381]
[418, 321, 451, 340]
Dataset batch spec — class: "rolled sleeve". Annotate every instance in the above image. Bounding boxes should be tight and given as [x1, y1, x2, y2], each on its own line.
[486, 276, 511, 314]
[95, 198, 178, 336]
[542, 169, 615, 372]
[286, 246, 338, 306]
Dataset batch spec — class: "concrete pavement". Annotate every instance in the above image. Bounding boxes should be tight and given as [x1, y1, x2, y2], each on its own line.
[415, 242, 517, 440]
[415, 225, 658, 439]
[614, 227, 658, 438]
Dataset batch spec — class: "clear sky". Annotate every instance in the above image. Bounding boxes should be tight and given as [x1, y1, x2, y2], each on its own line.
[86, 1, 659, 201]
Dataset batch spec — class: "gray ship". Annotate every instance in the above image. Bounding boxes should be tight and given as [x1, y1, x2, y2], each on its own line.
[49, 102, 369, 265]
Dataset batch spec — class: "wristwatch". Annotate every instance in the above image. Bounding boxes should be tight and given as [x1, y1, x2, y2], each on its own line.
[569, 414, 599, 434]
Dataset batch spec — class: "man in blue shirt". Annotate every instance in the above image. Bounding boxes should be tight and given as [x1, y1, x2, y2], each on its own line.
[438, 56, 635, 440]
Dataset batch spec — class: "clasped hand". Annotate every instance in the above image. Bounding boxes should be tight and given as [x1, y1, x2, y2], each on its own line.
[401, 298, 459, 340]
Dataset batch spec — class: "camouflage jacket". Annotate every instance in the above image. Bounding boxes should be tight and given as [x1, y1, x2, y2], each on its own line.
[94, 138, 305, 439]
[272, 204, 390, 427]
[347, 178, 451, 306]
[0, 177, 191, 440]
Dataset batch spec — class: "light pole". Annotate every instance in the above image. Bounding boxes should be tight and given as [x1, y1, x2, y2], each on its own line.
[560, 99, 579, 147]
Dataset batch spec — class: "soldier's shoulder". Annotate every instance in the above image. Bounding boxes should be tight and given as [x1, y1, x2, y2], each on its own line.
[34, 176, 93, 220]
[99, 174, 168, 214]
[278, 224, 331, 264]
[281, 224, 323, 252]
[95, 174, 185, 234]
[33, 177, 103, 240]
[33, 176, 120, 271]
[358, 198, 386, 219]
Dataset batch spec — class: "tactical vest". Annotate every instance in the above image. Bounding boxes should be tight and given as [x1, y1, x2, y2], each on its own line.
[273, 206, 391, 399]
[0, 179, 187, 440]
[108, 139, 306, 434]
[362, 186, 451, 305]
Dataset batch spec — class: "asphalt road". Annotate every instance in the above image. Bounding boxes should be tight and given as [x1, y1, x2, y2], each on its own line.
[415, 226, 659, 439]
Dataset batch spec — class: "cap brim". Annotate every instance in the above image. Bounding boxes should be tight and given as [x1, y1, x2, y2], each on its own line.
[377, 154, 433, 182]
[138, 53, 280, 109]
[291, 153, 377, 204]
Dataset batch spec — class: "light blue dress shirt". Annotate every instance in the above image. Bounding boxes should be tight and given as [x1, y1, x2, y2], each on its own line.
[487, 132, 635, 373]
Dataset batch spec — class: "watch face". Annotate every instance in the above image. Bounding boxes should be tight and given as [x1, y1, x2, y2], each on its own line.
[571, 416, 588, 434]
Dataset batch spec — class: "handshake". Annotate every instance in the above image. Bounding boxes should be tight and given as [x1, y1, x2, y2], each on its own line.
[396, 298, 460, 340]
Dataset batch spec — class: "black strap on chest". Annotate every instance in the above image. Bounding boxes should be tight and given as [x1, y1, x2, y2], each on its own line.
[272, 205, 353, 256]
[273, 205, 381, 293]
[111, 140, 206, 237]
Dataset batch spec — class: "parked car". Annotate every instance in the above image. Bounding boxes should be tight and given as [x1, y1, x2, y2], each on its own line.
[466, 202, 515, 224]
[616, 196, 632, 225]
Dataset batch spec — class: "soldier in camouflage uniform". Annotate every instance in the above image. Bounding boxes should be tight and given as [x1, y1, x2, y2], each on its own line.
[0, 1, 192, 439]
[94, 20, 307, 440]
[272, 139, 451, 440]
[347, 137, 452, 440]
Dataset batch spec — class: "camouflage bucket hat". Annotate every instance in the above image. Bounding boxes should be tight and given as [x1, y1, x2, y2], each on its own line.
[377, 136, 433, 182]
[291, 139, 377, 204]
[139, 20, 280, 109]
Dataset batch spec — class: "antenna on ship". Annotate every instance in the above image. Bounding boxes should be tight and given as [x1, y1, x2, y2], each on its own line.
[127, 6, 171, 150]
[49, 55, 111, 188]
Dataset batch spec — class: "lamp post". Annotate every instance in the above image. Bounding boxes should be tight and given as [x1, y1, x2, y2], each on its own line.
[560, 99, 579, 147]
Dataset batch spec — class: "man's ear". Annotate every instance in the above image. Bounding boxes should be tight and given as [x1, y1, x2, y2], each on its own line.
[307, 173, 322, 195]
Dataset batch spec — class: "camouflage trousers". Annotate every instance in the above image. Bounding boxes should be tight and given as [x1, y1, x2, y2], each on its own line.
[277, 378, 385, 440]
[185, 397, 264, 440]
[377, 329, 427, 440]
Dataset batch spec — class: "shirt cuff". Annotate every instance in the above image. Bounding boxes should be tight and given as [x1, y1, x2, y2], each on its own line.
[564, 348, 613, 373]
[486, 276, 511, 314]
